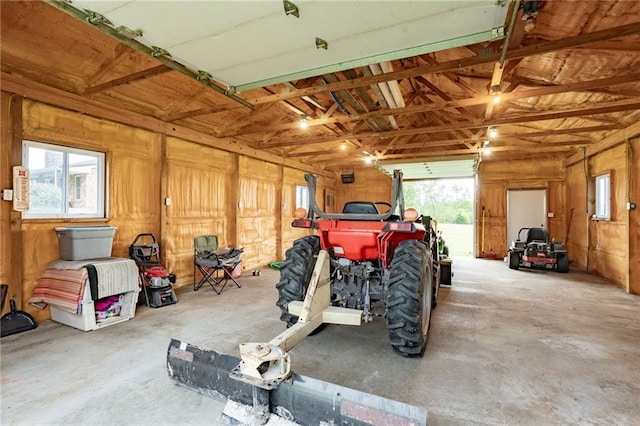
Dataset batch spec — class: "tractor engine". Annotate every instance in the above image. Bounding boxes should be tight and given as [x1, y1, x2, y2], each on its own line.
[330, 258, 386, 321]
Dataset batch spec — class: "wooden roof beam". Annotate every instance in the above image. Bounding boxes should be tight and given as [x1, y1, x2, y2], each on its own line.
[310, 144, 576, 167]
[259, 98, 640, 149]
[377, 125, 621, 152]
[225, 72, 640, 136]
[83, 65, 172, 95]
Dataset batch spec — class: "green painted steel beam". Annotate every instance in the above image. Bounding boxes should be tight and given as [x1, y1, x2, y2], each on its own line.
[43, 0, 254, 110]
[230, 27, 505, 93]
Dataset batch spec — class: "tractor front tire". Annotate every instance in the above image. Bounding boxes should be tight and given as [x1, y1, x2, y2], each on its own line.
[386, 240, 433, 357]
[509, 251, 520, 270]
[275, 235, 320, 327]
[556, 254, 569, 273]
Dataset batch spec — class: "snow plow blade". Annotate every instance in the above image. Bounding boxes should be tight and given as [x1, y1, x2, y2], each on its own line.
[167, 339, 427, 425]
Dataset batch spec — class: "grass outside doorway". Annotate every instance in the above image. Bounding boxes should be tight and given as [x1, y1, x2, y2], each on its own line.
[437, 223, 473, 256]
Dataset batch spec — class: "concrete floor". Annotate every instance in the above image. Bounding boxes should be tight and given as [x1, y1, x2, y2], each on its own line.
[2, 256, 639, 425]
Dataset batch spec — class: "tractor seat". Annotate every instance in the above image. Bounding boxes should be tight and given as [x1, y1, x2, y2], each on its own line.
[526, 228, 548, 244]
[343, 202, 379, 215]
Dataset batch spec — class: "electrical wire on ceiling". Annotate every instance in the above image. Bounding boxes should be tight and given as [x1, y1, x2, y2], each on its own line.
[321, 76, 350, 115]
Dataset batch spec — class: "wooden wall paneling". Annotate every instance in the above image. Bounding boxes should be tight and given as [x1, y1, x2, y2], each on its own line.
[588, 220, 628, 286]
[333, 168, 391, 213]
[20, 222, 62, 322]
[629, 137, 640, 295]
[548, 181, 566, 243]
[238, 157, 279, 269]
[480, 158, 564, 182]
[586, 144, 628, 287]
[565, 161, 589, 270]
[476, 181, 507, 257]
[165, 136, 235, 286]
[104, 127, 162, 256]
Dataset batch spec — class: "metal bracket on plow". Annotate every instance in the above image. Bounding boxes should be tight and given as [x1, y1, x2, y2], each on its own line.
[230, 250, 360, 390]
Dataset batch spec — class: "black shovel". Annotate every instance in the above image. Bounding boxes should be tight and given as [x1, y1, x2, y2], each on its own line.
[1, 284, 37, 338]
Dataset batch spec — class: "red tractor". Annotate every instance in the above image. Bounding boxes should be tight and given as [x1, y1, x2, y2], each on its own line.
[276, 170, 439, 356]
[167, 170, 433, 424]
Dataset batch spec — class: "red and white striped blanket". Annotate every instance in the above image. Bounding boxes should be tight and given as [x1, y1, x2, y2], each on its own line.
[29, 268, 88, 313]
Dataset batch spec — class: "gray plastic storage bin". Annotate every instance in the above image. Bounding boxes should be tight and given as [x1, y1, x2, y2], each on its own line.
[55, 226, 117, 260]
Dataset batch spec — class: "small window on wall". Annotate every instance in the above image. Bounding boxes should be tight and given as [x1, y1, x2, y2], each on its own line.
[594, 172, 611, 220]
[23, 141, 105, 219]
[295, 185, 309, 209]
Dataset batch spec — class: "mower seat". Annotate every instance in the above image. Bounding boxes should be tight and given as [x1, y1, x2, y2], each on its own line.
[526, 228, 548, 244]
[194, 235, 243, 295]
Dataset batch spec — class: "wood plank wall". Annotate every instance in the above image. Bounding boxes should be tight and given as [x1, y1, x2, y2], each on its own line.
[477, 158, 566, 259]
[588, 145, 628, 286]
[333, 168, 392, 212]
[164, 136, 235, 280]
[566, 144, 630, 289]
[0, 95, 337, 320]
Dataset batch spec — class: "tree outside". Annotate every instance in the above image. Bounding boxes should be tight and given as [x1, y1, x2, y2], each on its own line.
[404, 178, 474, 224]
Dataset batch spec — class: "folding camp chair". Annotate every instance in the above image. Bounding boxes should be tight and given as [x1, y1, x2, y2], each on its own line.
[193, 235, 243, 294]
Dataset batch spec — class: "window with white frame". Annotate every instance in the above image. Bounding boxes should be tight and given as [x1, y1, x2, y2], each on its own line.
[295, 185, 309, 210]
[23, 141, 105, 219]
[594, 172, 611, 220]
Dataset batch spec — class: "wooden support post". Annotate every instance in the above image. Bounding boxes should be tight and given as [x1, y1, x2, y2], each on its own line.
[628, 138, 640, 295]
[231, 154, 240, 248]
[275, 165, 283, 264]
[10, 95, 24, 308]
[160, 134, 168, 266]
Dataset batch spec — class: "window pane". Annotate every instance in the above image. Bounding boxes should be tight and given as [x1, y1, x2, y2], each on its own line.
[23, 141, 105, 218]
[27, 147, 64, 214]
[595, 174, 610, 219]
[296, 185, 309, 209]
[69, 153, 100, 215]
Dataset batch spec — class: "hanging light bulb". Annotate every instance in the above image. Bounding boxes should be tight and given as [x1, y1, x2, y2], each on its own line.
[340, 141, 347, 151]
[488, 126, 498, 138]
[491, 85, 501, 104]
[299, 114, 308, 129]
[363, 151, 373, 164]
[483, 140, 490, 147]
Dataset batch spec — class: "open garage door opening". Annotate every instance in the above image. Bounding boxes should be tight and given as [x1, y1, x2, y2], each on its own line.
[404, 178, 475, 256]
[379, 157, 478, 257]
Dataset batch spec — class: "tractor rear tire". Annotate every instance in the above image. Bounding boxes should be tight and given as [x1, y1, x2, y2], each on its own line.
[556, 254, 569, 273]
[509, 251, 520, 270]
[275, 235, 321, 327]
[386, 240, 433, 357]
